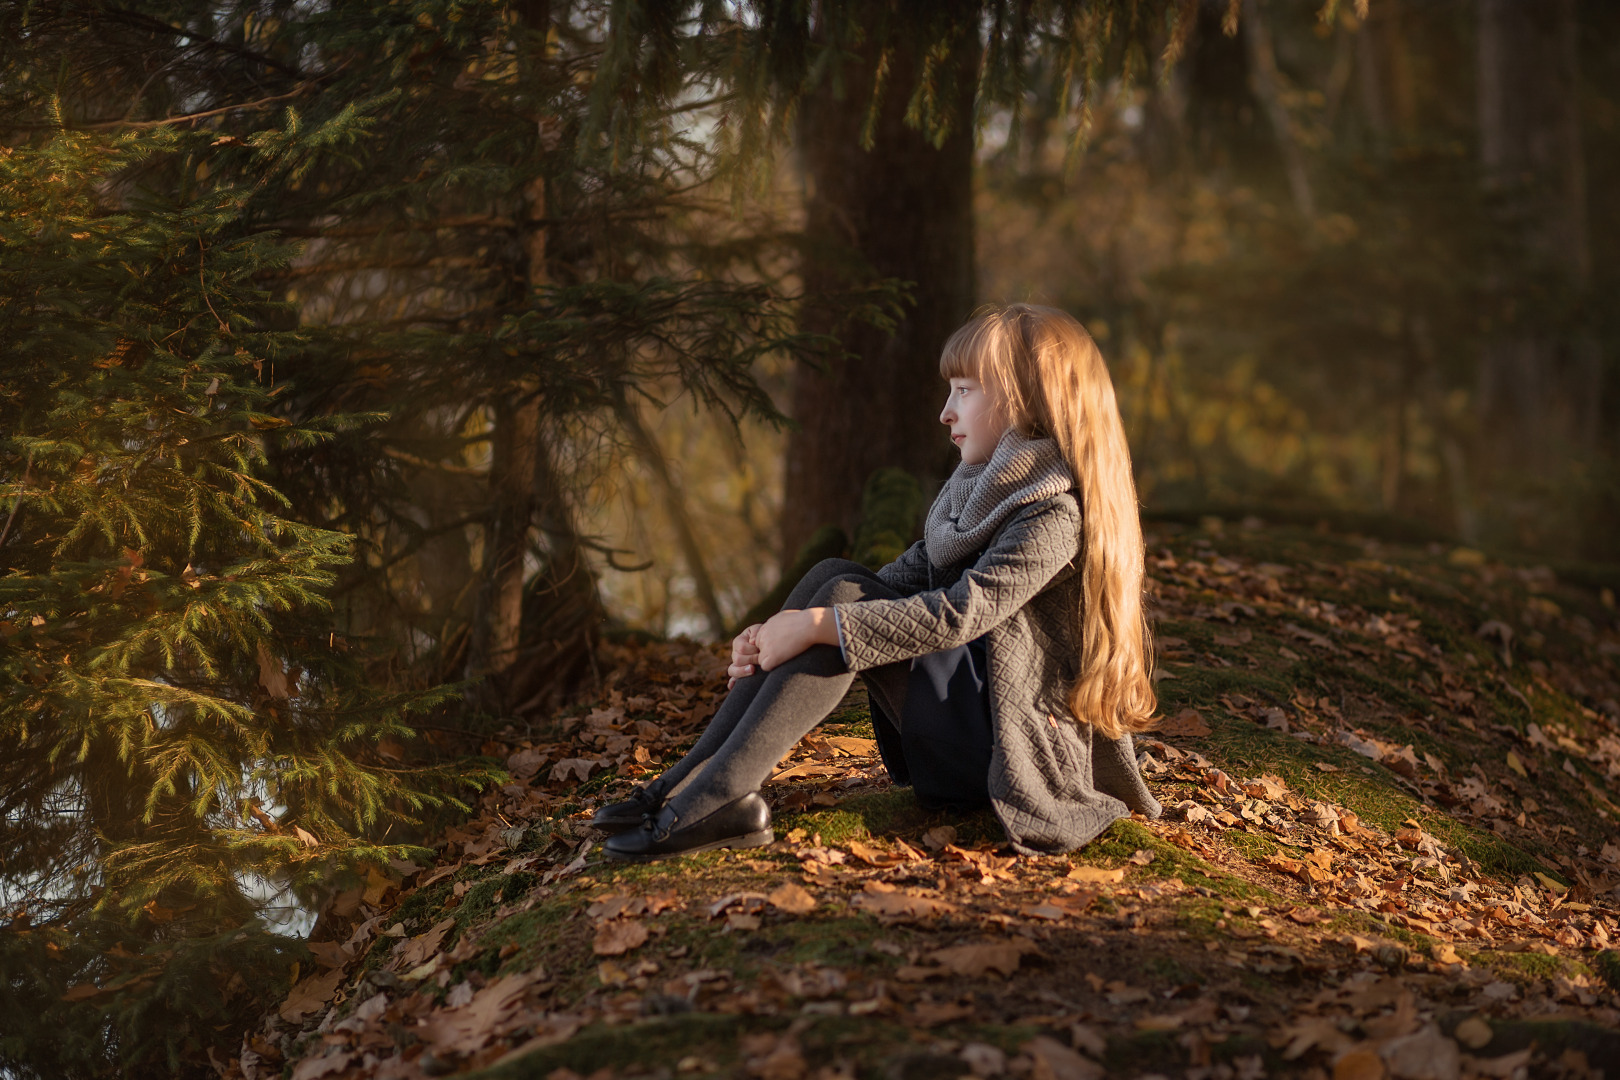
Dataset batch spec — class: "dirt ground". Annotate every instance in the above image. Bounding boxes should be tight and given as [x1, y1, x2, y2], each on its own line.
[234, 521, 1620, 1080]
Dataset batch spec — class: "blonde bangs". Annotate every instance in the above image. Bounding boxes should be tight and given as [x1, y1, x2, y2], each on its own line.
[939, 316, 992, 381]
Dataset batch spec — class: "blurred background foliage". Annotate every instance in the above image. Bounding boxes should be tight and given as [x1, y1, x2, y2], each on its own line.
[2, 0, 1618, 1074]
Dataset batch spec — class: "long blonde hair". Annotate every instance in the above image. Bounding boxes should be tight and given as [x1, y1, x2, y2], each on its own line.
[940, 303, 1156, 739]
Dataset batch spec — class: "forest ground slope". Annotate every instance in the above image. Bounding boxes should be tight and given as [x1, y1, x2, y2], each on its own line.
[238, 521, 1620, 1080]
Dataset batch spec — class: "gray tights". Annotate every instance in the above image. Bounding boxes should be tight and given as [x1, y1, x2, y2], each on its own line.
[653, 559, 900, 825]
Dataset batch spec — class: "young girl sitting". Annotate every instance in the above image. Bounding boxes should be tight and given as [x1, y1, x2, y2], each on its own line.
[594, 303, 1162, 860]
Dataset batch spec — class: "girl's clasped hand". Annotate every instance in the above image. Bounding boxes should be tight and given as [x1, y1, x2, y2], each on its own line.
[726, 608, 839, 687]
[726, 623, 760, 687]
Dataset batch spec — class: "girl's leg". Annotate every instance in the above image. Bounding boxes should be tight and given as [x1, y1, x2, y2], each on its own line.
[649, 559, 881, 798]
[659, 569, 901, 825]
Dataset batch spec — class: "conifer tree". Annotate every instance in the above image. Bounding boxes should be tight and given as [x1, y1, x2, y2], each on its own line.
[0, 119, 489, 1078]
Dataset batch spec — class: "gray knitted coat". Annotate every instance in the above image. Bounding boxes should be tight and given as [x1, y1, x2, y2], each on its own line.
[833, 492, 1162, 854]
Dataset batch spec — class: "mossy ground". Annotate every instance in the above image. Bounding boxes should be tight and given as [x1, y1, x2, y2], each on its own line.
[273, 522, 1620, 1079]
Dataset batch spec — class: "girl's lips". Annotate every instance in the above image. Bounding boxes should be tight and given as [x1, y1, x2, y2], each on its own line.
[952, 434, 965, 443]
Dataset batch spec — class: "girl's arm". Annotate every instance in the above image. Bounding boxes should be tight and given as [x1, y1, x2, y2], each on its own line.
[874, 539, 932, 594]
[833, 495, 1081, 673]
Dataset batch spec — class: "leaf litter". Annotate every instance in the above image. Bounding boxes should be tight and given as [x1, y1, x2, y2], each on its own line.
[220, 531, 1620, 1079]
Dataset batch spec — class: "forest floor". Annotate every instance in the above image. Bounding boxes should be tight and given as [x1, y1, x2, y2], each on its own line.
[236, 522, 1620, 1080]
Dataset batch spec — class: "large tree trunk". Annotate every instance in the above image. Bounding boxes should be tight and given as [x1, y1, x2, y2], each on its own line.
[1476, 0, 1600, 478]
[781, 34, 978, 559]
[466, 2, 560, 702]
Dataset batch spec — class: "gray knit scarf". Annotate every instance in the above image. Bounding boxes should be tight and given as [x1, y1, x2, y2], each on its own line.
[923, 428, 1073, 568]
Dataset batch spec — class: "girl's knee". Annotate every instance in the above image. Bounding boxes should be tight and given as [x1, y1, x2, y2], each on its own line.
[784, 558, 872, 610]
[809, 572, 879, 607]
[805, 557, 868, 581]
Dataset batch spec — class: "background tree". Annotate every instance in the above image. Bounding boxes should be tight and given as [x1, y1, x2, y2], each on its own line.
[0, 121, 486, 1078]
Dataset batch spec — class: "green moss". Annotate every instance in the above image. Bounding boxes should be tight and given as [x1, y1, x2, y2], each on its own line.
[459, 898, 578, 979]
[737, 915, 896, 970]
[1481, 949, 1590, 984]
[1593, 950, 1620, 993]
[1223, 830, 1280, 861]
[773, 788, 1004, 847]
[454, 873, 539, 929]
[391, 880, 454, 929]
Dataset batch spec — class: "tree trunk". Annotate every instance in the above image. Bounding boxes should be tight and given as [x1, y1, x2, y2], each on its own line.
[1476, 0, 1599, 476]
[466, 3, 554, 698]
[782, 32, 978, 559]
[464, 393, 539, 685]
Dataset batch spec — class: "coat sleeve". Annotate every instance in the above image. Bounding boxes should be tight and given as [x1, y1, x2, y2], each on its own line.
[873, 539, 932, 595]
[834, 495, 1081, 672]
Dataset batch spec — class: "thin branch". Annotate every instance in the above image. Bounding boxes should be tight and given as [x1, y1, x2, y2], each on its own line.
[102, 6, 308, 80]
[20, 87, 318, 132]
[0, 452, 34, 551]
[381, 446, 488, 476]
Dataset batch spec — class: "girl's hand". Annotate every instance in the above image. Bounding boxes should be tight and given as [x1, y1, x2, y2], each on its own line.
[727, 623, 763, 688]
[755, 607, 839, 671]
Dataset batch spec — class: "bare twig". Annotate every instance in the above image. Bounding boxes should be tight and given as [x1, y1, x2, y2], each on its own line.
[0, 452, 34, 551]
[382, 446, 488, 476]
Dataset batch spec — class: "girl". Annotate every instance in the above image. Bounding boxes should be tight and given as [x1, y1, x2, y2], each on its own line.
[595, 303, 1161, 860]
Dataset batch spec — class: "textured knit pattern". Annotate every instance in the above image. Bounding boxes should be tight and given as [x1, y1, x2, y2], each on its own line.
[924, 429, 1073, 567]
[840, 493, 1162, 854]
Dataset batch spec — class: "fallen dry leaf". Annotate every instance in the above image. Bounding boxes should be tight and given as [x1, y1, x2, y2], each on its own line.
[1274, 1017, 1356, 1060]
[846, 839, 903, 867]
[766, 882, 817, 915]
[290, 1052, 355, 1080]
[912, 999, 975, 1025]
[1333, 1048, 1386, 1080]
[1022, 1034, 1103, 1080]
[925, 939, 1040, 978]
[1159, 707, 1212, 737]
[852, 881, 956, 919]
[278, 968, 344, 1023]
[1065, 865, 1125, 884]
[550, 757, 600, 784]
[592, 918, 649, 956]
[823, 735, 877, 756]
[416, 970, 544, 1055]
[398, 916, 455, 969]
[1380, 1024, 1459, 1080]
[1453, 1016, 1492, 1050]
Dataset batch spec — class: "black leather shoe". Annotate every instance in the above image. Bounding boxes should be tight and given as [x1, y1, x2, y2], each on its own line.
[588, 781, 667, 834]
[603, 793, 773, 862]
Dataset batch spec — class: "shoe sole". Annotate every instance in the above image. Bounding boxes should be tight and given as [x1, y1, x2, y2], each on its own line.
[603, 828, 775, 863]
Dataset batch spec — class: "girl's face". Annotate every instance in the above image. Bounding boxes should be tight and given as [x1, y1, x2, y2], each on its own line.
[940, 374, 1008, 465]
